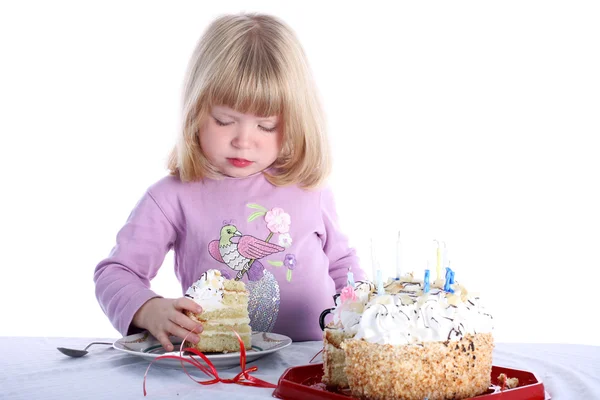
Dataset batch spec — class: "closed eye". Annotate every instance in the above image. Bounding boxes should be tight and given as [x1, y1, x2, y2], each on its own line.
[259, 125, 277, 133]
[213, 117, 232, 126]
[214, 116, 277, 132]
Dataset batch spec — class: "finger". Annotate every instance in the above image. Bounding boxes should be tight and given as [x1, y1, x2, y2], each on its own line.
[174, 297, 203, 314]
[154, 331, 175, 352]
[172, 311, 204, 336]
[168, 322, 202, 345]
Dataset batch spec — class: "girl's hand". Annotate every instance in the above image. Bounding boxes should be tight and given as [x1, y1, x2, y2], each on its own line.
[132, 297, 204, 351]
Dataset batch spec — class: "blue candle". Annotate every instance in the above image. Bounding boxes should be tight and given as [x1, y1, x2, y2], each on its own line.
[377, 270, 384, 295]
[347, 271, 355, 288]
[444, 267, 455, 293]
[444, 267, 451, 291]
[424, 269, 430, 293]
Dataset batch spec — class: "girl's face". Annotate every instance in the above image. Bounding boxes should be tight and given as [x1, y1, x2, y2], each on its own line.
[199, 105, 283, 178]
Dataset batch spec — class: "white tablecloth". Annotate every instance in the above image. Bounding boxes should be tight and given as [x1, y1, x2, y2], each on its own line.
[1, 337, 598, 399]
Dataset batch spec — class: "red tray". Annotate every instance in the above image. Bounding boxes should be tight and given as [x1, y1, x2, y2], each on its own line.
[273, 363, 546, 399]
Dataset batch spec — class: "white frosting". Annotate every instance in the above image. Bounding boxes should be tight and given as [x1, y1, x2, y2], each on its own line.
[185, 270, 226, 312]
[333, 277, 493, 345]
[332, 280, 374, 334]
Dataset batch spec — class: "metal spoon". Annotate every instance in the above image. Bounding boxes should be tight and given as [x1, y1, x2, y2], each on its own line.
[57, 341, 113, 357]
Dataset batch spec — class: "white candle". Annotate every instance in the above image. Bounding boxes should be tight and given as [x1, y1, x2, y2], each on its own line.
[434, 239, 442, 281]
[426, 260, 431, 282]
[395, 231, 402, 279]
[370, 238, 378, 282]
[377, 270, 384, 295]
[442, 241, 448, 270]
[347, 271, 355, 288]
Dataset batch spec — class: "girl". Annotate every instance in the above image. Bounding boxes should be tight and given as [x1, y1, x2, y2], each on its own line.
[94, 13, 366, 351]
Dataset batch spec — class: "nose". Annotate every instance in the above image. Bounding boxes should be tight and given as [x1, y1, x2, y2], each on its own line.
[231, 123, 252, 149]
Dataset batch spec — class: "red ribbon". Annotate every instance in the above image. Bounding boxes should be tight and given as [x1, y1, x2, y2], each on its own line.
[309, 348, 323, 364]
[143, 329, 277, 395]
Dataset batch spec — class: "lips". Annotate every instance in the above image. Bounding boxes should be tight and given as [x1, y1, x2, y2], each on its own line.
[227, 158, 253, 168]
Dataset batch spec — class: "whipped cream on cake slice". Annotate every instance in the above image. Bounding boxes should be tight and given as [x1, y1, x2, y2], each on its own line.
[184, 269, 252, 353]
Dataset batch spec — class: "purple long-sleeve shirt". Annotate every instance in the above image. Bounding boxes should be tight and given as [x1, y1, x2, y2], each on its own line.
[94, 172, 366, 341]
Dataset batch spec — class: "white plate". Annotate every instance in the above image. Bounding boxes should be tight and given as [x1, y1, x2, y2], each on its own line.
[113, 331, 292, 369]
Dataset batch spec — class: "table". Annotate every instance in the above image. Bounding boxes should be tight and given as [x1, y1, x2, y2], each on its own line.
[1, 337, 598, 399]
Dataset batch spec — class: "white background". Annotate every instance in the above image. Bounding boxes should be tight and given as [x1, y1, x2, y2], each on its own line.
[1, 1, 598, 346]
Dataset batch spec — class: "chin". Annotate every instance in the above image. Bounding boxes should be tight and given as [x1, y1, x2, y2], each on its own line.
[223, 168, 259, 178]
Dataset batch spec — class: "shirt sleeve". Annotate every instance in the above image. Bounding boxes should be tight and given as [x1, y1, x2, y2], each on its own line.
[320, 187, 367, 292]
[93, 190, 176, 337]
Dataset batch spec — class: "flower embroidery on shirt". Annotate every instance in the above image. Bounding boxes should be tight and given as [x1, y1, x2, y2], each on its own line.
[247, 203, 296, 282]
[264, 208, 291, 233]
[283, 254, 297, 282]
[278, 233, 293, 248]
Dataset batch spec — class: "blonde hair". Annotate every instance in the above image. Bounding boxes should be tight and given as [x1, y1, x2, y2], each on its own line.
[168, 13, 331, 188]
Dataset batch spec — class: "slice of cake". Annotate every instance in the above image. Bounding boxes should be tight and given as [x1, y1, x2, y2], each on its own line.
[322, 274, 494, 400]
[184, 269, 252, 352]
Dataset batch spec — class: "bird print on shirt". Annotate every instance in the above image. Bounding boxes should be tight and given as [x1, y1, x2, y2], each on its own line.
[205, 204, 291, 332]
[208, 224, 284, 280]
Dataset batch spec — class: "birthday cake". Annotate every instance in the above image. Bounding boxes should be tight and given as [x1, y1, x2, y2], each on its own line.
[184, 269, 252, 352]
[322, 272, 494, 400]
